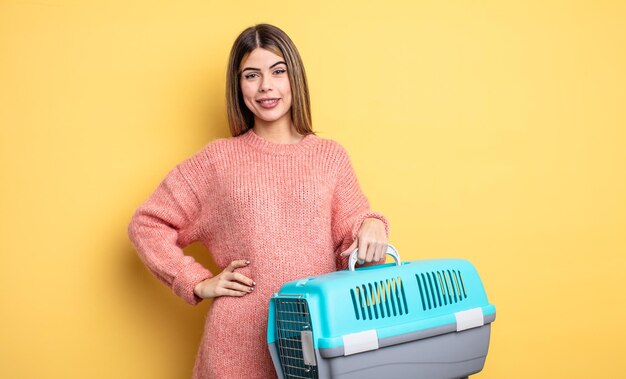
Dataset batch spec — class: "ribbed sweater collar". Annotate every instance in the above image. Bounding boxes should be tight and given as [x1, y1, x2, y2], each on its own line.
[239, 128, 318, 156]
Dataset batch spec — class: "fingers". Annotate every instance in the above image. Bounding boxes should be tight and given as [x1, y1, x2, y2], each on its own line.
[214, 277, 253, 297]
[357, 239, 388, 264]
[222, 271, 256, 287]
[340, 240, 358, 257]
[357, 238, 367, 263]
[222, 279, 254, 294]
[223, 259, 250, 272]
[340, 238, 388, 263]
[215, 259, 256, 298]
[375, 242, 388, 262]
[214, 286, 250, 297]
[214, 273, 254, 296]
[341, 239, 389, 265]
[350, 217, 389, 265]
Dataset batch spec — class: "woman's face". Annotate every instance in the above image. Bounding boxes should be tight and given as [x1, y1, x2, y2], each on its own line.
[239, 48, 292, 128]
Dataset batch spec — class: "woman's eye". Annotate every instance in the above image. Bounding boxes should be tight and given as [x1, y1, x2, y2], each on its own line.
[274, 69, 286, 75]
[244, 73, 258, 79]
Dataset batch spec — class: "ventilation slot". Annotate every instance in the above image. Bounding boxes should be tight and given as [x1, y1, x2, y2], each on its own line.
[416, 270, 468, 311]
[350, 276, 409, 320]
[274, 298, 318, 379]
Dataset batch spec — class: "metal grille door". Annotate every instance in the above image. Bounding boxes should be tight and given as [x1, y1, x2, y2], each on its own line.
[274, 297, 318, 379]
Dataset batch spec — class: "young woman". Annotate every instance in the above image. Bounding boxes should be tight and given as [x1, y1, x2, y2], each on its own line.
[128, 23, 390, 379]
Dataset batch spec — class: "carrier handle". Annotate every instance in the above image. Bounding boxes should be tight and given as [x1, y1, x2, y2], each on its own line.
[348, 244, 401, 271]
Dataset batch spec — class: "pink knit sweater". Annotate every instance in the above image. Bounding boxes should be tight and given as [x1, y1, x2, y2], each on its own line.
[127, 128, 390, 378]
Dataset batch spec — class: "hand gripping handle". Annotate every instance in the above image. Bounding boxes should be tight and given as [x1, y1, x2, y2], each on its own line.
[348, 244, 401, 272]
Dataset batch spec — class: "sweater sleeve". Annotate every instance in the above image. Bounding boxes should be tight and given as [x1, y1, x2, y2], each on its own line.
[331, 144, 390, 271]
[127, 163, 213, 306]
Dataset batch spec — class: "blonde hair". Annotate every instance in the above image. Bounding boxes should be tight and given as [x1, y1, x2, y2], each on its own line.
[226, 24, 313, 137]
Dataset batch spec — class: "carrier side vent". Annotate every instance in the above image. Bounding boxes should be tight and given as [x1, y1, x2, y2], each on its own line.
[415, 270, 468, 311]
[350, 276, 409, 321]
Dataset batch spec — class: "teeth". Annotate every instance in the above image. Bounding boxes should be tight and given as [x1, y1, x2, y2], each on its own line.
[259, 99, 278, 104]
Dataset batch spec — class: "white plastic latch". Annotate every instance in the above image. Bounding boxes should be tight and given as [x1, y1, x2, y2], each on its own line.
[301, 330, 316, 366]
[455, 307, 484, 332]
[342, 329, 379, 356]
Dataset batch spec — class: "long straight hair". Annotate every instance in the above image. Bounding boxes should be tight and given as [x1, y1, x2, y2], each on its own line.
[226, 24, 313, 137]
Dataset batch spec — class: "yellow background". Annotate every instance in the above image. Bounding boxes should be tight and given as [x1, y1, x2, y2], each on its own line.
[1, 0, 624, 378]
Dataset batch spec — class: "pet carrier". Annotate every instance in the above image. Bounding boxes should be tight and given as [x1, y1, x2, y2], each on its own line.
[267, 245, 495, 379]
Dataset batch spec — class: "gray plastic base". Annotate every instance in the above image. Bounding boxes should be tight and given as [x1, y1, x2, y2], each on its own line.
[270, 324, 491, 379]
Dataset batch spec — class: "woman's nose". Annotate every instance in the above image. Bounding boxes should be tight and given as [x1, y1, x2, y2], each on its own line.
[259, 75, 272, 92]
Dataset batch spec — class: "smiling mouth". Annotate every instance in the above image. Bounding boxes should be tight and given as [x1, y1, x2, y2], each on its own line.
[257, 98, 281, 109]
[257, 98, 280, 104]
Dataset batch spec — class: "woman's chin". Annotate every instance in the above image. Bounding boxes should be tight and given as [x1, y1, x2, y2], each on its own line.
[253, 112, 290, 124]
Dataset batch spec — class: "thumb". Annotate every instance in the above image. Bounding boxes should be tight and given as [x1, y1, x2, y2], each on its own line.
[340, 239, 358, 257]
[224, 259, 250, 272]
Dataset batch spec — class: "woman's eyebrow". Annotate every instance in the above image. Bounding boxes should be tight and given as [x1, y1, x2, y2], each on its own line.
[241, 61, 287, 73]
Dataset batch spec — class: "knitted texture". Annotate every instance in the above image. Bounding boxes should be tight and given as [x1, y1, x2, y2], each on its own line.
[127, 129, 390, 379]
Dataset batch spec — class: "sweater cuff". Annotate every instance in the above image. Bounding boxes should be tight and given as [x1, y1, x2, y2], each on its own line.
[350, 211, 390, 240]
[171, 262, 213, 306]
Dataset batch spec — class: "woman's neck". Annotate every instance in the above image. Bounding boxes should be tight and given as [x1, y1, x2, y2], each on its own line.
[252, 117, 303, 144]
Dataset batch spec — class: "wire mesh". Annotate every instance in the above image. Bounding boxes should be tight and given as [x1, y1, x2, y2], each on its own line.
[274, 297, 318, 379]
